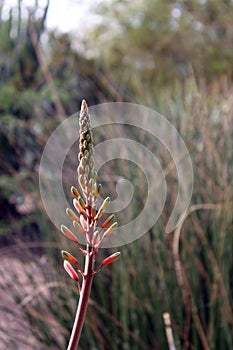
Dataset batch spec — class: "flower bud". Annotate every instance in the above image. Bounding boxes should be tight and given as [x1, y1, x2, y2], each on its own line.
[103, 222, 118, 238]
[73, 220, 85, 234]
[97, 183, 102, 195]
[77, 164, 85, 175]
[91, 205, 97, 217]
[93, 231, 100, 246]
[94, 197, 110, 221]
[102, 214, 115, 229]
[79, 174, 86, 188]
[66, 208, 80, 222]
[80, 214, 88, 231]
[78, 196, 86, 209]
[71, 186, 81, 198]
[61, 225, 79, 243]
[85, 133, 91, 142]
[80, 158, 86, 169]
[63, 260, 79, 281]
[73, 198, 85, 215]
[85, 164, 90, 175]
[61, 250, 78, 264]
[102, 252, 121, 266]
[92, 171, 97, 181]
[88, 178, 94, 192]
[89, 156, 94, 169]
[83, 150, 88, 158]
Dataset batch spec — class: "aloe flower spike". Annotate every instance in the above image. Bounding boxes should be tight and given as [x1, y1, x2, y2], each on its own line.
[59, 100, 120, 350]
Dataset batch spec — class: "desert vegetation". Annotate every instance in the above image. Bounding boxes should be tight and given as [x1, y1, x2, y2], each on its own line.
[0, 1, 232, 349]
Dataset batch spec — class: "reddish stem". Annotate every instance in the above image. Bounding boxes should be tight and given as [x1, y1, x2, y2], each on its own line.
[67, 247, 94, 350]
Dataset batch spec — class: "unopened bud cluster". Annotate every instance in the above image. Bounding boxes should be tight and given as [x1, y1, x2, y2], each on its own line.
[78, 100, 102, 202]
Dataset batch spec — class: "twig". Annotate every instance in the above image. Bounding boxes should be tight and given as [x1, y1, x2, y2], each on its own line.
[163, 312, 176, 350]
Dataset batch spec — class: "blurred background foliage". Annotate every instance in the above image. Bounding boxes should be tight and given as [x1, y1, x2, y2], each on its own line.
[0, 0, 232, 349]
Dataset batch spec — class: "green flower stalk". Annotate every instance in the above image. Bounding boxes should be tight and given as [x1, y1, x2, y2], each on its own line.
[60, 100, 120, 350]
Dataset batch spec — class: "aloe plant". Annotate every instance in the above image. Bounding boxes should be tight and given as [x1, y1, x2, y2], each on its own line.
[60, 100, 120, 350]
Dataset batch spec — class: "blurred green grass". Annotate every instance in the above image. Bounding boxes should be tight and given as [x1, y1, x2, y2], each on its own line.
[1, 80, 232, 349]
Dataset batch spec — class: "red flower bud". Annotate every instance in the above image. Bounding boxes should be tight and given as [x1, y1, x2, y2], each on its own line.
[102, 214, 115, 229]
[61, 250, 78, 264]
[102, 252, 121, 266]
[63, 260, 79, 281]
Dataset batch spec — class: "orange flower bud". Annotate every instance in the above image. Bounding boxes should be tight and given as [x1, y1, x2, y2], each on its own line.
[63, 260, 79, 281]
[61, 250, 83, 274]
[102, 252, 121, 266]
[102, 214, 115, 229]
[61, 250, 78, 264]
[103, 222, 118, 238]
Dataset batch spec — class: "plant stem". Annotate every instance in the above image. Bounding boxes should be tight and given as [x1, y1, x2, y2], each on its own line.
[67, 247, 94, 350]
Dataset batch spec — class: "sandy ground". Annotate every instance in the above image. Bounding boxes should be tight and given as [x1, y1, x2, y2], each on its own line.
[0, 255, 65, 349]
